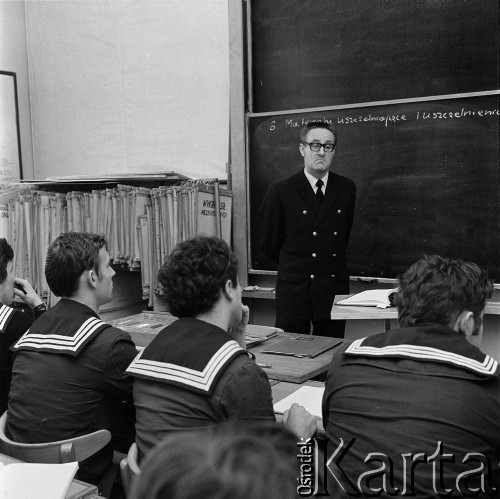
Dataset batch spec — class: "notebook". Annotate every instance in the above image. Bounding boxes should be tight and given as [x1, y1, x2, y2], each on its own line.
[273, 386, 325, 418]
[260, 336, 343, 358]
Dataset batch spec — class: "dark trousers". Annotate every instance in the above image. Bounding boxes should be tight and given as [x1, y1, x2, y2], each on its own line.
[275, 315, 346, 338]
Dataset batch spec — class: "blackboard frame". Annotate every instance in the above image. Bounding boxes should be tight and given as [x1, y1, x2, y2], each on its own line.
[246, 90, 500, 283]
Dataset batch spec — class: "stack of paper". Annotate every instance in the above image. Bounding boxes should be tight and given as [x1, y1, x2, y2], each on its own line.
[0, 461, 78, 499]
[335, 289, 398, 309]
[273, 386, 325, 419]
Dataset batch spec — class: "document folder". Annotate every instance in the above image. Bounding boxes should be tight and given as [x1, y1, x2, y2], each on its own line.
[260, 336, 343, 359]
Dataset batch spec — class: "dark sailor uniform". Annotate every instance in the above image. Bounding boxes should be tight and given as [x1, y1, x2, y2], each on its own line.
[323, 324, 500, 497]
[259, 170, 356, 335]
[127, 318, 275, 461]
[7, 299, 138, 487]
[0, 304, 34, 414]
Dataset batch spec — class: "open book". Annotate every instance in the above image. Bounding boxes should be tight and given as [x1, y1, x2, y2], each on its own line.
[273, 386, 325, 419]
[0, 461, 78, 499]
[335, 289, 398, 309]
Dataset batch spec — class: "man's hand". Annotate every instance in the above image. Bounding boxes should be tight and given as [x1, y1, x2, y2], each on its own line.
[14, 277, 44, 308]
[229, 305, 250, 349]
[283, 403, 319, 439]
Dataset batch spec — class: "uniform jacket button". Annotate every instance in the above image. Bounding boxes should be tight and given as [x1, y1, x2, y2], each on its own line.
[310, 275, 315, 279]
[333, 253, 337, 257]
[312, 231, 317, 236]
[333, 232, 338, 236]
[337, 209, 342, 214]
[303, 210, 307, 215]
[312, 253, 317, 257]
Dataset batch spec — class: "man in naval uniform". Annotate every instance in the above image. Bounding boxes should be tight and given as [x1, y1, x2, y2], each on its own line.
[0, 238, 46, 414]
[322, 255, 500, 497]
[7, 232, 138, 490]
[127, 235, 318, 461]
[259, 121, 356, 337]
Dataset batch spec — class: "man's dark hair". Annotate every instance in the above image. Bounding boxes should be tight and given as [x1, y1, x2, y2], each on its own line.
[396, 254, 493, 328]
[129, 421, 298, 499]
[158, 235, 238, 318]
[0, 238, 14, 285]
[45, 232, 108, 297]
[299, 121, 337, 144]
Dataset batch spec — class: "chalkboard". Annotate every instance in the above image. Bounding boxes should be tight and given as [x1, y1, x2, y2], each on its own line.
[249, 94, 500, 282]
[251, 0, 499, 112]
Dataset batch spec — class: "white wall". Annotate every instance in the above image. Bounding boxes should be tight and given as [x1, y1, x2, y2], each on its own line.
[0, 1, 34, 179]
[24, 0, 229, 180]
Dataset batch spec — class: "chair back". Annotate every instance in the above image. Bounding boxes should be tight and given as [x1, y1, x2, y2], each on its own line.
[120, 442, 140, 496]
[0, 411, 111, 463]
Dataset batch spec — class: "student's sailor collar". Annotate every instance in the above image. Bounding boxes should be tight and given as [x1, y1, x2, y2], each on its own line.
[344, 323, 498, 378]
[11, 299, 109, 356]
[0, 304, 16, 333]
[126, 317, 248, 396]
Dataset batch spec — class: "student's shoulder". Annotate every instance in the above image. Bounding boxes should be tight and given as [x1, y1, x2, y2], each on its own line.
[221, 354, 270, 388]
[96, 323, 135, 346]
[1, 305, 34, 332]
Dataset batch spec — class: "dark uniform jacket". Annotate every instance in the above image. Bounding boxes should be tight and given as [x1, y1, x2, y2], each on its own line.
[259, 170, 356, 320]
[127, 318, 275, 461]
[323, 324, 500, 497]
[0, 304, 34, 414]
[7, 299, 137, 486]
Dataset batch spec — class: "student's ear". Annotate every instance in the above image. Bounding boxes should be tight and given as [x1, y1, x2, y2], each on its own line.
[454, 310, 474, 338]
[87, 269, 98, 289]
[222, 279, 235, 301]
[299, 142, 306, 158]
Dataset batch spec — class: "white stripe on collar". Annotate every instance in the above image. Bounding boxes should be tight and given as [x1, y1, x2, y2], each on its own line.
[0, 305, 14, 330]
[12, 317, 107, 352]
[345, 338, 498, 376]
[126, 340, 243, 392]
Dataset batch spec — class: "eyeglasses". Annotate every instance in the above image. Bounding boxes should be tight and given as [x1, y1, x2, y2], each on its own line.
[302, 142, 336, 153]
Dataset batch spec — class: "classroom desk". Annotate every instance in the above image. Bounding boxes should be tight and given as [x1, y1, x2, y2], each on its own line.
[331, 295, 500, 332]
[331, 295, 397, 331]
[272, 380, 325, 435]
[0, 452, 98, 498]
[249, 332, 338, 383]
[112, 313, 337, 384]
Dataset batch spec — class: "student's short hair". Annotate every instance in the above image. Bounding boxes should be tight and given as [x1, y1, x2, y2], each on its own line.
[299, 121, 337, 144]
[45, 232, 108, 297]
[396, 254, 493, 328]
[0, 238, 14, 285]
[129, 421, 299, 499]
[158, 235, 238, 318]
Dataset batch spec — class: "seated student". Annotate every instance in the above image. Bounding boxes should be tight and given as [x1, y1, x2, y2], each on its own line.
[322, 255, 499, 497]
[129, 421, 301, 499]
[127, 235, 318, 460]
[7, 232, 138, 490]
[0, 238, 46, 414]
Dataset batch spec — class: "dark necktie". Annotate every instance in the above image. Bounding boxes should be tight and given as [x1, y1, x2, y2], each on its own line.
[315, 179, 324, 205]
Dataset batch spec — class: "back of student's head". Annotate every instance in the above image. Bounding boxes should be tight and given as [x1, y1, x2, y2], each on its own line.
[129, 422, 299, 499]
[157, 235, 238, 318]
[45, 232, 108, 297]
[0, 238, 14, 285]
[396, 254, 493, 328]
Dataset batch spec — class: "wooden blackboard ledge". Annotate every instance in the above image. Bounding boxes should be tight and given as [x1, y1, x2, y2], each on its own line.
[247, 90, 500, 118]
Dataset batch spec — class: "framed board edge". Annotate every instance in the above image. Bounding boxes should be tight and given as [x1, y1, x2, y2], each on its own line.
[0, 70, 23, 181]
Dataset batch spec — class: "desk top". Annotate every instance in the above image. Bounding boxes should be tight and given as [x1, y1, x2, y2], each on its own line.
[332, 295, 500, 319]
[249, 332, 338, 383]
[113, 313, 336, 384]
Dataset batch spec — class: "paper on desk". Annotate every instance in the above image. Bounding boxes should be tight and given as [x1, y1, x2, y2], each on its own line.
[273, 386, 325, 419]
[0, 461, 78, 499]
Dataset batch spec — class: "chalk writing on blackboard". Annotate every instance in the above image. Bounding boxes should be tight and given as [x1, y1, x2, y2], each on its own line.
[275, 107, 499, 131]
